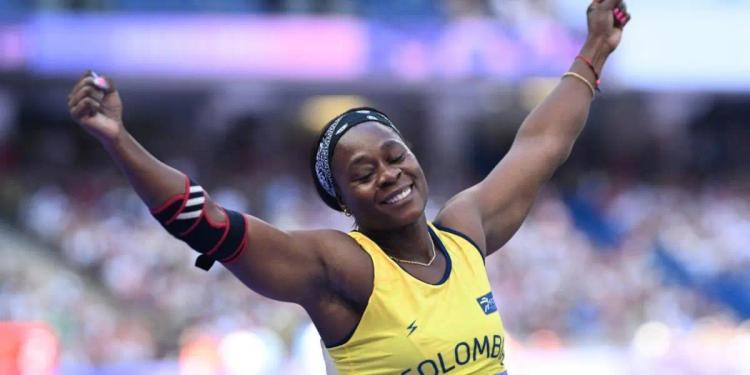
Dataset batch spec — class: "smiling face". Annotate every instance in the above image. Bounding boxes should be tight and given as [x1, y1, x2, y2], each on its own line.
[331, 122, 428, 231]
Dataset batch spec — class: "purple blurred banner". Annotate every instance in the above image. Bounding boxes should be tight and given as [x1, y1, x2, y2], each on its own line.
[0, 24, 24, 70]
[368, 19, 579, 81]
[20, 14, 368, 80]
[0, 14, 581, 81]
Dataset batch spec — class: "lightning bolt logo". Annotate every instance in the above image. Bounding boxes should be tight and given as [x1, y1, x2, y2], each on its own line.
[407, 320, 417, 336]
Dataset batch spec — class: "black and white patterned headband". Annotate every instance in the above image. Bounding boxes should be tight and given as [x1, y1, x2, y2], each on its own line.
[314, 108, 402, 200]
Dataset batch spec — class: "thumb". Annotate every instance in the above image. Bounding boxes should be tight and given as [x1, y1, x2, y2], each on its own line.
[90, 71, 117, 94]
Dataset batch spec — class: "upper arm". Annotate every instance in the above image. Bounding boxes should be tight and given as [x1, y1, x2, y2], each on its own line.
[437, 74, 594, 255]
[202, 198, 336, 306]
[437, 133, 569, 256]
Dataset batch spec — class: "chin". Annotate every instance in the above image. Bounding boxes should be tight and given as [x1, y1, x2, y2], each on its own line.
[380, 199, 426, 229]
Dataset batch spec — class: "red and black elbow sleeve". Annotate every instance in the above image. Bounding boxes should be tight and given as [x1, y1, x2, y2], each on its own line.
[151, 176, 248, 271]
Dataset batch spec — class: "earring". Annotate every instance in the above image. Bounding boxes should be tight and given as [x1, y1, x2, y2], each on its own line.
[342, 207, 352, 217]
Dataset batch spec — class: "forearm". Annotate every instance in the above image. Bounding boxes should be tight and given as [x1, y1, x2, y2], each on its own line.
[101, 128, 186, 209]
[516, 39, 610, 162]
[68, 73, 246, 272]
[457, 1, 630, 254]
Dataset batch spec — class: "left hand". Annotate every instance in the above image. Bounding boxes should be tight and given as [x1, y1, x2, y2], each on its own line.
[586, 0, 631, 54]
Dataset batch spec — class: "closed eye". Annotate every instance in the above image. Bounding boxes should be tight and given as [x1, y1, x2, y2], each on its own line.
[389, 152, 406, 163]
[354, 172, 374, 183]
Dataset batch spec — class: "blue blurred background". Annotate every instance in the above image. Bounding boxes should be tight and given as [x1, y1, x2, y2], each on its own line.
[1, 1, 749, 374]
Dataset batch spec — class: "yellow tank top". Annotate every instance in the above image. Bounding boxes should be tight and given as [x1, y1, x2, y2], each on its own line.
[326, 223, 507, 375]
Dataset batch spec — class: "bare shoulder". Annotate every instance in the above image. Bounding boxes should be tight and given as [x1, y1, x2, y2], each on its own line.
[223, 216, 371, 307]
[302, 228, 373, 306]
[290, 227, 368, 264]
[291, 228, 375, 345]
[434, 186, 488, 256]
[312, 230, 373, 296]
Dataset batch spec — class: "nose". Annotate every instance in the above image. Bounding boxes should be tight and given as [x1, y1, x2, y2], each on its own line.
[378, 165, 402, 187]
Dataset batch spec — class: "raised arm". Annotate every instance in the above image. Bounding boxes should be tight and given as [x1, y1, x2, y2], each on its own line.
[436, 0, 631, 255]
[66, 72, 334, 306]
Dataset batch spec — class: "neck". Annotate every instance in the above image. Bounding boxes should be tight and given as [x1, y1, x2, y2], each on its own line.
[359, 214, 434, 262]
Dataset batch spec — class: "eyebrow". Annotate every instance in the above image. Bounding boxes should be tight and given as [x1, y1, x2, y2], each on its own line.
[347, 139, 405, 169]
[381, 139, 404, 150]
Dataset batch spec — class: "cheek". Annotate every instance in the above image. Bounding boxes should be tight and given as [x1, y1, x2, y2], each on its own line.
[410, 165, 429, 197]
[405, 159, 426, 182]
[343, 184, 375, 209]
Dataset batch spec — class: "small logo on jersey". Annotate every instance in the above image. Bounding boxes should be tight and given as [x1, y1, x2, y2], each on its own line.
[406, 320, 418, 336]
[477, 292, 497, 314]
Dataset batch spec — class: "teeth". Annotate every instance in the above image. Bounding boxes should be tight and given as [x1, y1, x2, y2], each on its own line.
[386, 186, 412, 204]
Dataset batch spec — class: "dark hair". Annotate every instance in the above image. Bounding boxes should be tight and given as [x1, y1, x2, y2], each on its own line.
[310, 107, 398, 212]
[311, 113, 344, 212]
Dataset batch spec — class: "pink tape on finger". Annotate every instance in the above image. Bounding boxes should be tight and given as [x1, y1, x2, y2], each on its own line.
[90, 72, 110, 91]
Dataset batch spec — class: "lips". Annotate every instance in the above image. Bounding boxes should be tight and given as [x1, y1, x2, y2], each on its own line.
[381, 184, 413, 205]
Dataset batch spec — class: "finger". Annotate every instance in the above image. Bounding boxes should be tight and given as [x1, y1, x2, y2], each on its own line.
[68, 71, 114, 99]
[79, 69, 92, 80]
[90, 71, 116, 94]
[615, 9, 630, 27]
[590, 0, 605, 10]
[102, 75, 116, 94]
[69, 77, 96, 98]
[614, 7, 629, 24]
[70, 98, 100, 120]
[614, 9, 627, 25]
[616, 14, 630, 29]
[600, 0, 623, 10]
[89, 71, 112, 92]
[70, 98, 99, 120]
[68, 85, 104, 108]
[617, 7, 629, 19]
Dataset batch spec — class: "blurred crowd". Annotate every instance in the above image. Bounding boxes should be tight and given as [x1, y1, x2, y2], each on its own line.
[5, 165, 748, 368]
[0, 48, 748, 371]
[497, 180, 749, 340]
[0, 224, 158, 366]
[1, 83, 749, 372]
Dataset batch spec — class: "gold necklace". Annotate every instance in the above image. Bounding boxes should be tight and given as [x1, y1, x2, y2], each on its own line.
[388, 238, 437, 267]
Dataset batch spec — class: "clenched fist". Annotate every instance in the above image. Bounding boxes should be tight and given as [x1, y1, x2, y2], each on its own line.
[67, 70, 124, 144]
[587, 0, 632, 54]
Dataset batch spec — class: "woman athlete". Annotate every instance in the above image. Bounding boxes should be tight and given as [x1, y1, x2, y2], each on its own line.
[67, 1, 630, 373]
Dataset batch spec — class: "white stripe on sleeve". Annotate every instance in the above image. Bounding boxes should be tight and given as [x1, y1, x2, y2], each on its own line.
[185, 197, 205, 207]
[176, 210, 202, 220]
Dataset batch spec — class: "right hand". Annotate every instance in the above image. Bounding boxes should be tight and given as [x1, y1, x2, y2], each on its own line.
[67, 70, 124, 143]
[586, 0, 631, 55]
